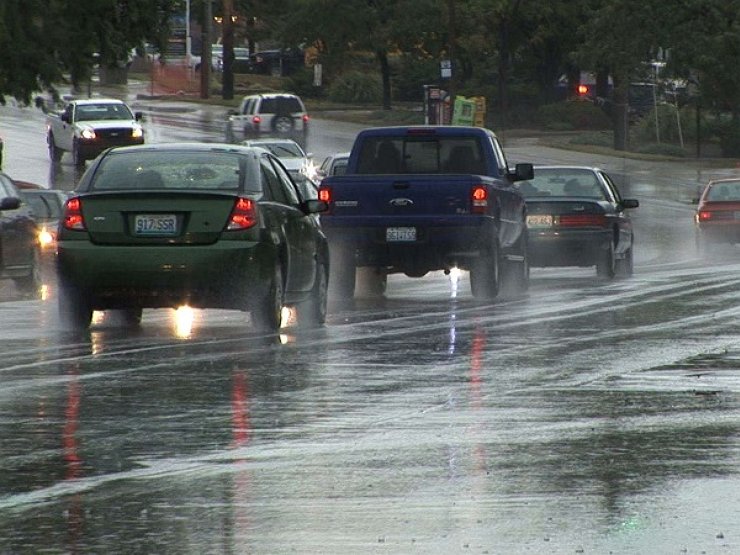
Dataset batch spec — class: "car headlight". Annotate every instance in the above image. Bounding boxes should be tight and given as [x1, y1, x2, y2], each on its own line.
[38, 227, 55, 248]
[80, 127, 96, 140]
[132, 125, 144, 139]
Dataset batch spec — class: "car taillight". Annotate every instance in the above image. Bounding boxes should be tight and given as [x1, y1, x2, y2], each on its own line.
[318, 186, 331, 203]
[698, 210, 731, 221]
[558, 214, 607, 227]
[302, 114, 310, 123]
[471, 184, 488, 214]
[63, 197, 86, 231]
[252, 115, 261, 129]
[227, 197, 258, 230]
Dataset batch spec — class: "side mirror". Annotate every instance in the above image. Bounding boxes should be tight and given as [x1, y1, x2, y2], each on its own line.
[60, 113, 70, 124]
[0, 197, 21, 211]
[135, 111, 144, 121]
[304, 199, 328, 214]
[510, 163, 534, 182]
[622, 198, 639, 209]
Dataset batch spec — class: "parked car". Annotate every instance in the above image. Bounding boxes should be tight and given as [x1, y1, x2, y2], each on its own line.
[225, 93, 309, 148]
[519, 165, 639, 278]
[240, 138, 317, 197]
[0, 172, 41, 295]
[694, 177, 740, 254]
[316, 152, 350, 181]
[246, 49, 303, 76]
[17, 186, 69, 269]
[56, 143, 329, 331]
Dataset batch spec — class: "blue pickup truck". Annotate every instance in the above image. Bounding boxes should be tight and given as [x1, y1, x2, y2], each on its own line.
[318, 125, 533, 299]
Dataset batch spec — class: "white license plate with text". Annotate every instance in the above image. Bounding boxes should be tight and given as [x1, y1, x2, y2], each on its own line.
[527, 214, 553, 228]
[134, 214, 178, 235]
[386, 227, 417, 242]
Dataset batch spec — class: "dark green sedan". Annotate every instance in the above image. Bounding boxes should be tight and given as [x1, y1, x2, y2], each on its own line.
[56, 143, 330, 331]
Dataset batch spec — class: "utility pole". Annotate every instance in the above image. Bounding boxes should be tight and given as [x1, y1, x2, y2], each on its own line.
[221, 0, 234, 100]
[200, 0, 212, 99]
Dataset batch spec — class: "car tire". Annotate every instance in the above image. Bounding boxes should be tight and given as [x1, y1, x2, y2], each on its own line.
[72, 140, 85, 168]
[58, 283, 93, 330]
[329, 246, 356, 300]
[13, 249, 42, 297]
[252, 264, 284, 332]
[356, 267, 387, 297]
[120, 308, 143, 327]
[470, 243, 501, 300]
[596, 238, 616, 279]
[616, 243, 634, 277]
[48, 133, 62, 163]
[296, 258, 328, 328]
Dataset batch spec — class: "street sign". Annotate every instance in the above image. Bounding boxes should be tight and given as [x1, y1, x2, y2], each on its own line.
[440, 60, 452, 79]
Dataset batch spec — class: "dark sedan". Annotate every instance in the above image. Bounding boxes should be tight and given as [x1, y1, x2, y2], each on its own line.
[519, 166, 639, 278]
[0, 172, 40, 294]
[56, 143, 330, 331]
[17, 187, 69, 271]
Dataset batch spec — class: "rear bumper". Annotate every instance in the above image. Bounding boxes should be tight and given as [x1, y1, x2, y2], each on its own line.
[323, 220, 493, 273]
[57, 240, 271, 309]
[528, 229, 611, 267]
[696, 223, 740, 243]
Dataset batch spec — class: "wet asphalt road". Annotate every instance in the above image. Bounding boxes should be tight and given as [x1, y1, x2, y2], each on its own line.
[1, 97, 739, 554]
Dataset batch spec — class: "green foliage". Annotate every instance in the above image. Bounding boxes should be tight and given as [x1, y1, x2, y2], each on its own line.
[633, 143, 687, 157]
[715, 119, 740, 157]
[392, 55, 439, 102]
[327, 71, 382, 104]
[537, 101, 612, 131]
[633, 104, 705, 144]
[570, 131, 614, 147]
[286, 67, 323, 99]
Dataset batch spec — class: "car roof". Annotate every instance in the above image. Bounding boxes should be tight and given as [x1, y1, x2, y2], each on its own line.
[104, 142, 256, 155]
[71, 98, 127, 106]
[706, 177, 740, 186]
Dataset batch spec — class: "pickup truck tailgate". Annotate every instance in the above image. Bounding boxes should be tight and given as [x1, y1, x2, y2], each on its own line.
[324, 174, 480, 217]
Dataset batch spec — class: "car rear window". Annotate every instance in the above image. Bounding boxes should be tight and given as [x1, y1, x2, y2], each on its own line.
[521, 168, 606, 199]
[260, 96, 304, 114]
[355, 136, 485, 175]
[90, 151, 259, 192]
[706, 181, 740, 201]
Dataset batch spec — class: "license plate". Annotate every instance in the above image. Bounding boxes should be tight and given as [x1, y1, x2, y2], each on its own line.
[134, 214, 178, 235]
[386, 227, 416, 242]
[527, 214, 553, 228]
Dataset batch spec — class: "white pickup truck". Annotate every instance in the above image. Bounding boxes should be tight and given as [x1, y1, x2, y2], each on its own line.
[46, 98, 145, 167]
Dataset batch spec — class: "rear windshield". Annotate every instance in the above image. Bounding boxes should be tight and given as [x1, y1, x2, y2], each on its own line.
[90, 151, 258, 192]
[260, 96, 304, 114]
[355, 136, 486, 175]
[520, 168, 607, 199]
[706, 180, 740, 201]
[254, 142, 304, 158]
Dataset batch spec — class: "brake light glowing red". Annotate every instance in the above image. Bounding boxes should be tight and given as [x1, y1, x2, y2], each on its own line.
[698, 210, 713, 221]
[227, 197, 258, 230]
[63, 197, 86, 231]
[252, 115, 261, 128]
[318, 186, 331, 203]
[471, 185, 488, 214]
[302, 114, 310, 123]
[558, 214, 607, 227]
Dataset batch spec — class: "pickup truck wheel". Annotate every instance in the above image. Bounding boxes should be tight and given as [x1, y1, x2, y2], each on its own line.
[329, 247, 356, 300]
[470, 244, 501, 300]
[356, 267, 387, 297]
[72, 140, 85, 167]
[596, 238, 616, 279]
[48, 133, 62, 163]
[296, 259, 328, 327]
[58, 283, 93, 330]
[252, 265, 284, 332]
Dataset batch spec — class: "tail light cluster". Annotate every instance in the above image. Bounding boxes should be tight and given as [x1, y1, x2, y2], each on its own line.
[318, 186, 331, 203]
[63, 197, 86, 231]
[471, 184, 488, 214]
[227, 197, 258, 230]
[558, 214, 607, 227]
[697, 210, 732, 222]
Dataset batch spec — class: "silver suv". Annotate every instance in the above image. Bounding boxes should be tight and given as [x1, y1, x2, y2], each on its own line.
[225, 93, 309, 148]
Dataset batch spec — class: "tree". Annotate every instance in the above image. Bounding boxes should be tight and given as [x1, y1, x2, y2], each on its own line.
[0, 0, 178, 104]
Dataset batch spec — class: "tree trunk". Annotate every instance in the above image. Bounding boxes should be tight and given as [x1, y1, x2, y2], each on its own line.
[221, 0, 234, 101]
[377, 49, 391, 110]
[612, 71, 629, 151]
[497, 18, 510, 130]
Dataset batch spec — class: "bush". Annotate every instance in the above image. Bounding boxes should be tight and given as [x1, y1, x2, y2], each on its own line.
[537, 100, 611, 131]
[285, 67, 323, 99]
[632, 104, 702, 144]
[716, 119, 740, 157]
[633, 142, 687, 157]
[570, 131, 614, 147]
[327, 71, 382, 104]
[392, 55, 439, 102]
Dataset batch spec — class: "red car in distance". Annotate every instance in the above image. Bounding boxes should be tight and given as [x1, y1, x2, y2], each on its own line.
[695, 178, 740, 254]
